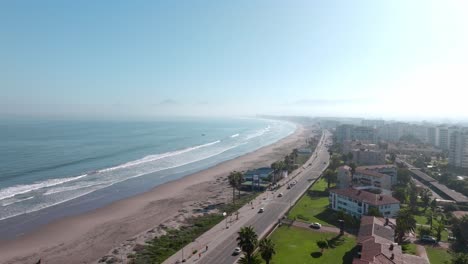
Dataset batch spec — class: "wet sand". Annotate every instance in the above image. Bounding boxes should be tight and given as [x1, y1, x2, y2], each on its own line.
[0, 124, 313, 264]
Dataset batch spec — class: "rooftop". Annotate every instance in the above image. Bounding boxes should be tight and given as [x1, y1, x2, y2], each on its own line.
[355, 168, 387, 179]
[358, 165, 397, 170]
[408, 168, 468, 203]
[353, 216, 428, 264]
[408, 168, 436, 182]
[430, 182, 468, 203]
[330, 188, 400, 206]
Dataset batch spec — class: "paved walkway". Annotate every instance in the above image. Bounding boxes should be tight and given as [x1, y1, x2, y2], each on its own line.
[164, 170, 317, 262]
[416, 245, 429, 263]
[290, 220, 342, 234]
[163, 132, 329, 264]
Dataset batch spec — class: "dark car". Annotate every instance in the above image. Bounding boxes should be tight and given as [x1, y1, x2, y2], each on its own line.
[421, 235, 437, 243]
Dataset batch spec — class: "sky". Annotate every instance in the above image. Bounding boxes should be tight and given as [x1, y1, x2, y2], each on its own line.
[1, 0, 468, 120]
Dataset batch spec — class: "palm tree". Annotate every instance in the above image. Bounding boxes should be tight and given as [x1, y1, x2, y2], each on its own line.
[237, 226, 258, 263]
[228, 172, 238, 203]
[236, 172, 244, 199]
[395, 208, 416, 243]
[420, 188, 432, 212]
[292, 148, 298, 164]
[324, 169, 337, 189]
[435, 221, 445, 241]
[271, 161, 285, 183]
[238, 254, 262, 264]
[259, 238, 276, 264]
[316, 239, 329, 253]
[349, 163, 356, 177]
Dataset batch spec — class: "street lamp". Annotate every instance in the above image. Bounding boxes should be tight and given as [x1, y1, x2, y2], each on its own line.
[223, 212, 228, 229]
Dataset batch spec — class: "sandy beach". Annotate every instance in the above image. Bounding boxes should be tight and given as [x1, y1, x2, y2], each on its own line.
[0, 124, 313, 264]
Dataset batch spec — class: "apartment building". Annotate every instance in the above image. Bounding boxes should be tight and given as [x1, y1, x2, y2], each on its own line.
[329, 188, 400, 218]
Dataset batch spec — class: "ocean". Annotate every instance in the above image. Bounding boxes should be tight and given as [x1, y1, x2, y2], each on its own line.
[0, 117, 295, 234]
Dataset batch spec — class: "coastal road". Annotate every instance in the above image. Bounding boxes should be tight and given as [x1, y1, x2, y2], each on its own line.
[197, 130, 332, 264]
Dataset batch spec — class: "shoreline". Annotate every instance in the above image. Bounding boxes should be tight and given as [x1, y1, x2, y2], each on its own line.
[0, 123, 311, 264]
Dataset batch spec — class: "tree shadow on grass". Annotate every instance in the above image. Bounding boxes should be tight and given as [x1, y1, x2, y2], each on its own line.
[306, 189, 329, 198]
[327, 234, 345, 248]
[311, 252, 322, 258]
[314, 208, 339, 227]
[342, 246, 360, 264]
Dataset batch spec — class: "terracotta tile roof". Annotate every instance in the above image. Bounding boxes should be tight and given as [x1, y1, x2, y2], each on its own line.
[330, 188, 400, 206]
[357, 216, 395, 243]
[353, 216, 428, 264]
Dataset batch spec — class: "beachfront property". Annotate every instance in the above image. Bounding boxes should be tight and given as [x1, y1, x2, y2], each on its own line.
[337, 165, 398, 191]
[329, 188, 400, 218]
[353, 216, 427, 264]
[242, 167, 274, 190]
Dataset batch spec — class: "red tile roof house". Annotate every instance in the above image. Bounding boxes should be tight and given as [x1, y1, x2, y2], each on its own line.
[329, 188, 400, 218]
[353, 216, 428, 264]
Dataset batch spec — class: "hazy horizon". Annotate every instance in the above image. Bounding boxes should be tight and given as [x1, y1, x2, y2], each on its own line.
[2, 1, 468, 120]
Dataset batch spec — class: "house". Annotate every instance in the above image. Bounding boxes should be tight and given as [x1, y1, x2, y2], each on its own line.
[243, 167, 273, 181]
[329, 188, 400, 218]
[353, 216, 428, 264]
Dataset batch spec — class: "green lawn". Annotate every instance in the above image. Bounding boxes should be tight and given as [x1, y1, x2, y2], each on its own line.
[288, 178, 337, 226]
[401, 243, 418, 255]
[266, 226, 357, 264]
[425, 246, 451, 264]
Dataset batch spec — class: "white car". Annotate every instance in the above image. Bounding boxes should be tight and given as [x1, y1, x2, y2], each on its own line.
[258, 207, 264, 213]
[277, 193, 283, 197]
[232, 247, 242, 255]
[310, 222, 322, 229]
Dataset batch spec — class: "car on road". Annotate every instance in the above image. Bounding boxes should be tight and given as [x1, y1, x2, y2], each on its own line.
[232, 247, 242, 255]
[310, 222, 322, 229]
[258, 207, 264, 213]
[421, 235, 437, 243]
[277, 193, 283, 197]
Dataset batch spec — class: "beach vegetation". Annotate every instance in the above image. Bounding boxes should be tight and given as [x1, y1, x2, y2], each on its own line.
[133, 214, 222, 263]
[133, 190, 259, 263]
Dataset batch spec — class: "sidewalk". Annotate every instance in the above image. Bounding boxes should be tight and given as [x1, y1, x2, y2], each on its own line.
[163, 131, 329, 264]
[163, 186, 280, 263]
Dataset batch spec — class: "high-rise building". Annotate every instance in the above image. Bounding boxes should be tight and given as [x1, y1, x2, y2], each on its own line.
[449, 128, 468, 168]
[428, 126, 439, 147]
[336, 125, 376, 144]
[438, 126, 450, 150]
